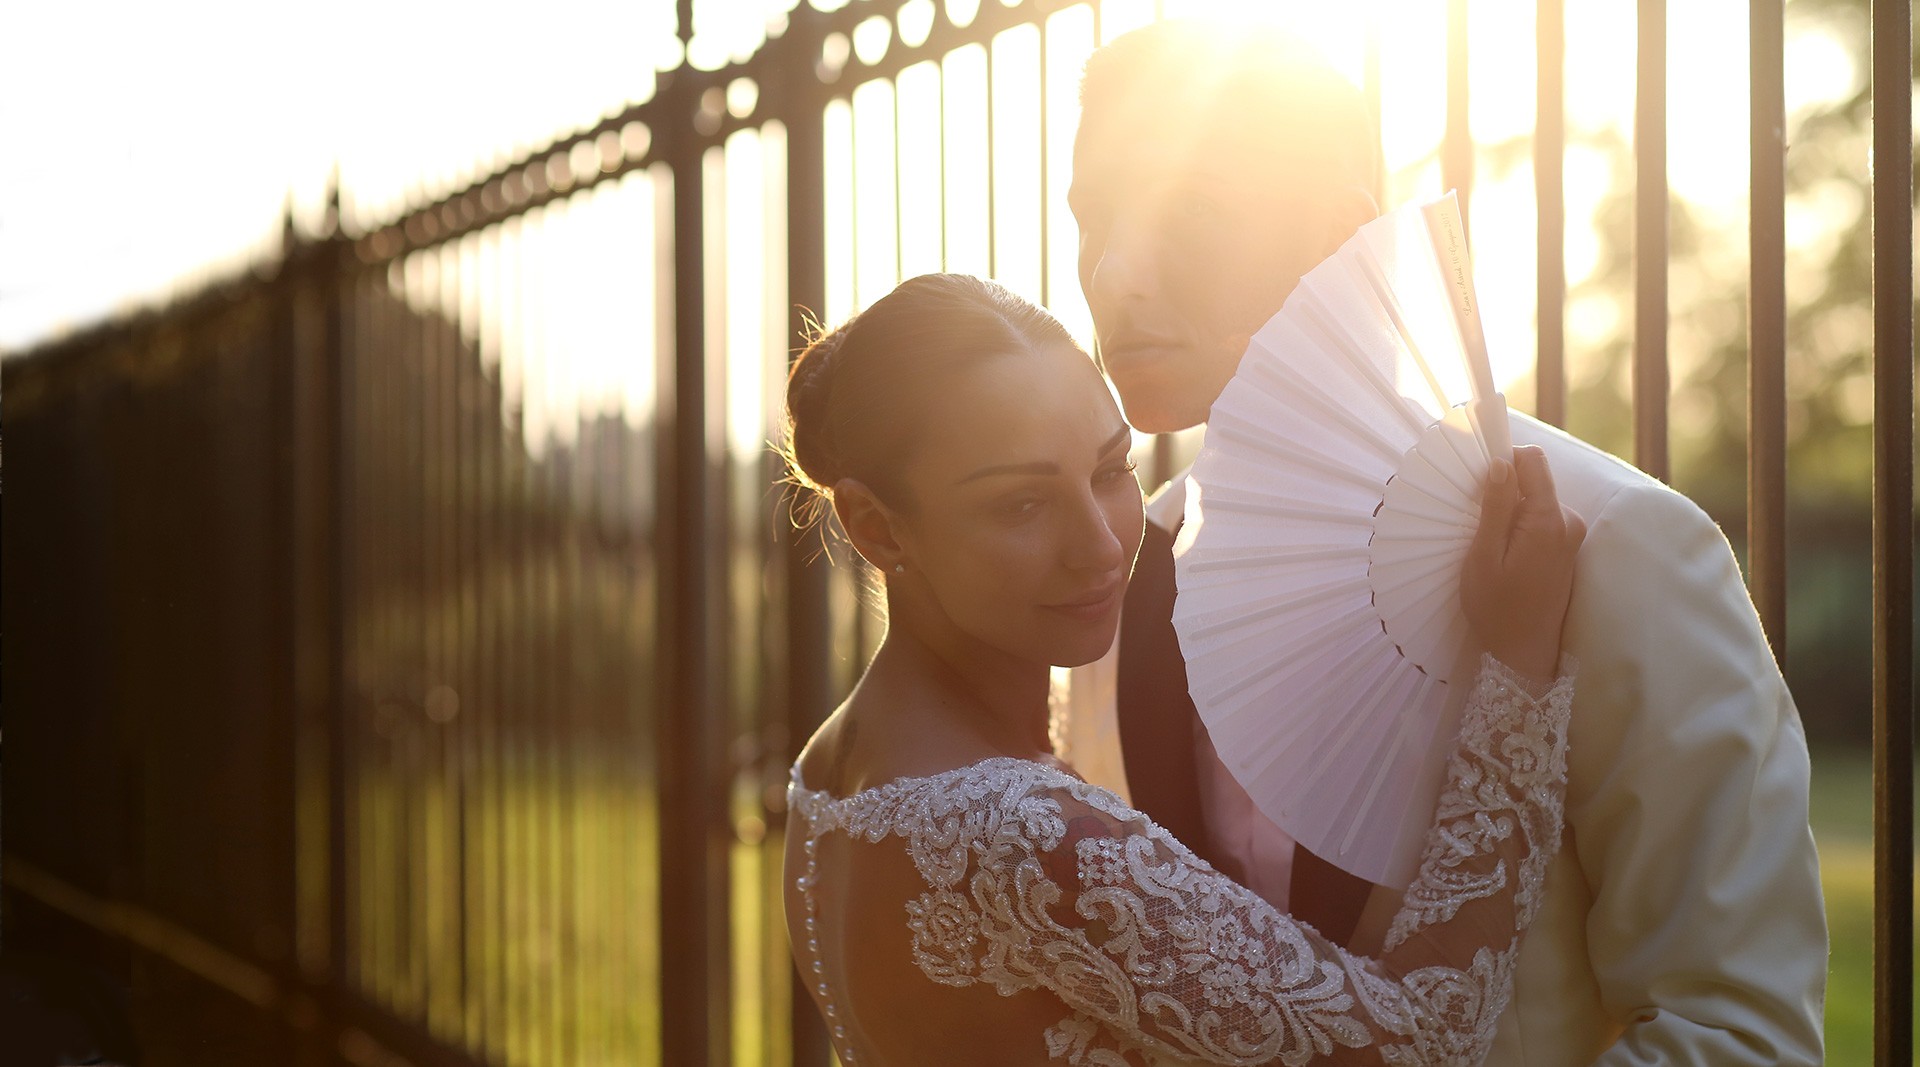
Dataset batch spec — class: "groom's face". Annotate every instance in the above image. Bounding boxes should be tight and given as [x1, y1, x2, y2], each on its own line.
[1071, 86, 1345, 434]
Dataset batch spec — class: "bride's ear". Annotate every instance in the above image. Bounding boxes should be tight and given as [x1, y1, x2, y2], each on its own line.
[832, 478, 908, 573]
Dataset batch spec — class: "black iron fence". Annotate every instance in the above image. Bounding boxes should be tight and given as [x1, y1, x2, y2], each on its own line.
[3, 0, 1913, 1064]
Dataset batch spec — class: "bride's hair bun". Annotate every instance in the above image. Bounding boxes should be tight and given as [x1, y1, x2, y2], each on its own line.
[784, 316, 856, 497]
[780, 274, 1079, 537]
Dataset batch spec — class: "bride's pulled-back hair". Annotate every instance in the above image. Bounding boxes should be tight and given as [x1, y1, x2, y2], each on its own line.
[783, 274, 1081, 535]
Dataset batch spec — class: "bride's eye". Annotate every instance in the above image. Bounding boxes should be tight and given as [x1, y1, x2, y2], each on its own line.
[1094, 460, 1139, 486]
[994, 494, 1044, 519]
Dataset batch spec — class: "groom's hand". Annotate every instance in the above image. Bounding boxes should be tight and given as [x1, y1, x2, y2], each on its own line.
[1461, 445, 1587, 686]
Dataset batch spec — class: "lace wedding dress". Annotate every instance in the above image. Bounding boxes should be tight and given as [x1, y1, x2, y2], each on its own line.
[787, 655, 1574, 1066]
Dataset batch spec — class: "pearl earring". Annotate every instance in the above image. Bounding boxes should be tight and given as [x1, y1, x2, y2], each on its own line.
[893, 563, 905, 574]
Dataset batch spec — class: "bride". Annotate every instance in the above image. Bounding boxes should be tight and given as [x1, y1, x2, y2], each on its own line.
[780, 273, 1585, 1066]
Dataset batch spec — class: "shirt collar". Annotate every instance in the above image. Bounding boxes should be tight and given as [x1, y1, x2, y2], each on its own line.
[1143, 464, 1194, 533]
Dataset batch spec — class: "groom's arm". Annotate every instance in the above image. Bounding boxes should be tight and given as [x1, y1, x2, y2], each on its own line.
[1568, 483, 1825, 1066]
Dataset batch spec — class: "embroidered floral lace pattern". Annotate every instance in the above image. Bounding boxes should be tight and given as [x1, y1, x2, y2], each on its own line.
[788, 656, 1574, 1066]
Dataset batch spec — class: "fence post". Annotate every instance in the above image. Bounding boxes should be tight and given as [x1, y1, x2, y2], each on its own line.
[1632, 0, 1668, 482]
[1871, 0, 1914, 1059]
[659, 59, 729, 1066]
[783, 10, 835, 1065]
[321, 187, 357, 1059]
[1534, 0, 1565, 428]
[1748, 0, 1787, 661]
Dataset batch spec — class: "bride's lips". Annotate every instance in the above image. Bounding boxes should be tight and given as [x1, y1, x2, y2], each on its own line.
[1043, 582, 1124, 621]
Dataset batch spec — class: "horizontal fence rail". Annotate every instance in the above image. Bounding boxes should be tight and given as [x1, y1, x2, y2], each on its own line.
[2, 0, 1912, 1064]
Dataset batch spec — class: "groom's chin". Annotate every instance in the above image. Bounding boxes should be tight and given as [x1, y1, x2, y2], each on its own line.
[1103, 337, 1244, 434]
[1052, 632, 1121, 670]
[1108, 368, 1212, 435]
[1116, 395, 1207, 436]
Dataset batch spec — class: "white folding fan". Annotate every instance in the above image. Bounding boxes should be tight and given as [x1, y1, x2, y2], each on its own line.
[1171, 192, 1512, 889]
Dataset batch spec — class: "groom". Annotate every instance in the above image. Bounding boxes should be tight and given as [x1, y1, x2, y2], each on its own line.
[1061, 19, 1826, 1066]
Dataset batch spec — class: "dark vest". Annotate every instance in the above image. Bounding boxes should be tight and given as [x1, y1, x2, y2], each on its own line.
[1117, 519, 1372, 946]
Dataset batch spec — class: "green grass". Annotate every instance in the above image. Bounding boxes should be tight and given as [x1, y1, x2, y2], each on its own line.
[1810, 747, 1915, 1066]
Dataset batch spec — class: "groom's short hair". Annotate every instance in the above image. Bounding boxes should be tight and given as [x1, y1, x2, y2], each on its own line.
[1079, 19, 1382, 206]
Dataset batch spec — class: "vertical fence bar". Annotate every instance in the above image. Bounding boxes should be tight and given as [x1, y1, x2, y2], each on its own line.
[433, 245, 458, 1043]
[1037, 18, 1049, 308]
[846, 77, 874, 666]
[407, 249, 432, 1022]
[1533, 0, 1565, 428]
[476, 224, 505, 1067]
[699, 138, 733, 1067]
[984, 40, 997, 283]
[372, 267, 395, 1013]
[783, 18, 835, 1064]
[455, 235, 483, 1056]
[1748, 0, 1787, 660]
[269, 214, 302, 1067]
[1871, 0, 1915, 1057]
[556, 205, 583, 1067]
[501, 216, 532, 1067]
[659, 70, 727, 1067]
[1633, 0, 1668, 482]
[1443, 0, 1472, 231]
[531, 206, 561, 1067]
[1363, 15, 1381, 201]
[441, 241, 469, 1051]
[327, 244, 355, 1055]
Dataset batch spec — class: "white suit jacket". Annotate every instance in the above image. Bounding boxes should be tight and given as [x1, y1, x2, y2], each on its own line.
[1059, 412, 1827, 1066]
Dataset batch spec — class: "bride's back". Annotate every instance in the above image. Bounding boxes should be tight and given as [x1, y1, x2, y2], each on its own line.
[783, 767, 1073, 1066]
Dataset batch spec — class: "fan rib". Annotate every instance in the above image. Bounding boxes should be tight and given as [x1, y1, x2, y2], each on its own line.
[1368, 552, 1460, 592]
[1236, 629, 1392, 773]
[1201, 602, 1377, 705]
[1182, 575, 1372, 642]
[1244, 358, 1411, 469]
[1291, 298, 1431, 440]
[1340, 672, 1436, 856]
[1291, 649, 1407, 801]
[1200, 497, 1377, 527]
[1403, 445, 1481, 506]
[1185, 545, 1368, 574]
[1346, 254, 1454, 417]
[1436, 410, 1490, 471]
[1212, 424, 1382, 495]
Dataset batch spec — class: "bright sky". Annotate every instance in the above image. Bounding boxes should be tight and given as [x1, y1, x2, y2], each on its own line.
[1, 0, 1861, 390]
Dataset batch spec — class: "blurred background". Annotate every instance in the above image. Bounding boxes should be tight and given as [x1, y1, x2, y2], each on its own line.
[0, 0, 1910, 1063]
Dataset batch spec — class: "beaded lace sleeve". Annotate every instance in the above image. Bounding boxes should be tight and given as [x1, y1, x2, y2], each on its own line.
[846, 654, 1574, 1067]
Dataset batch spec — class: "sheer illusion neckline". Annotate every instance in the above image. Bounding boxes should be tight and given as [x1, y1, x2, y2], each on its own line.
[788, 754, 1086, 811]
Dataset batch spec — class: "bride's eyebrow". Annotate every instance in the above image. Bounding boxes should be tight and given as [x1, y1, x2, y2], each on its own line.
[956, 427, 1132, 485]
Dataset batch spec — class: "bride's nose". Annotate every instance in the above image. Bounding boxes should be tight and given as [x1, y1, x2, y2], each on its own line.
[1063, 491, 1127, 574]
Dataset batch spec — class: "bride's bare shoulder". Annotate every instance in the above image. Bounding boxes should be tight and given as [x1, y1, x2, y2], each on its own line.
[795, 700, 1013, 799]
